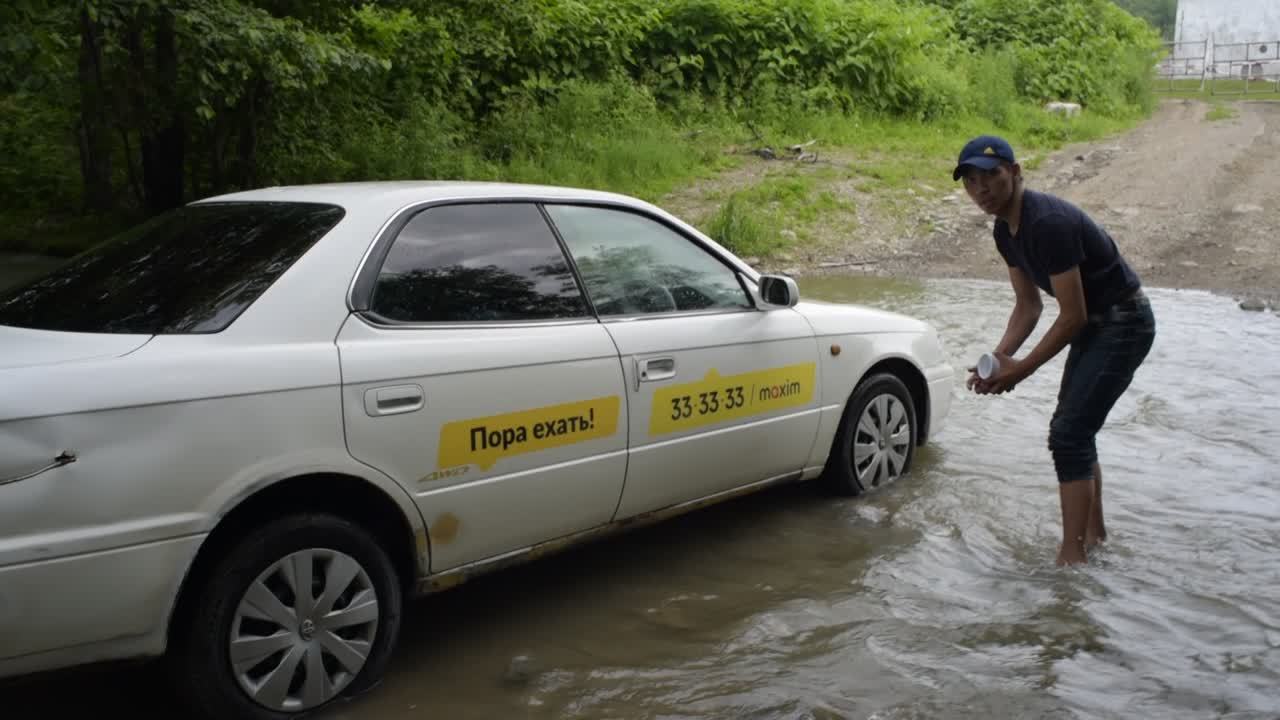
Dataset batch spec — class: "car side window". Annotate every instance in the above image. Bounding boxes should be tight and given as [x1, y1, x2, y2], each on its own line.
[543, 204, 752, 317]
[369, 203, 590, 323]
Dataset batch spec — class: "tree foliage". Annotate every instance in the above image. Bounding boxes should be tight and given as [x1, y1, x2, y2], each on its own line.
[1111, 0, 1177, 40]
[1, 0, 1162, 237]
[951, 0, 1163, 114]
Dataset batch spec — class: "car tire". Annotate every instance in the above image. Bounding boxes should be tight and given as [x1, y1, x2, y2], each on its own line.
[822, 372, 917, 497]
[169, 513, 403, 720]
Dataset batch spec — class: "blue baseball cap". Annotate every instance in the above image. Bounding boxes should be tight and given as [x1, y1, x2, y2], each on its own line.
[952, 135, 1016, 181]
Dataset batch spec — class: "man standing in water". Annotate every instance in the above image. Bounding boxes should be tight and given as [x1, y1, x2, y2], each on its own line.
[953, 135, 1156, 566]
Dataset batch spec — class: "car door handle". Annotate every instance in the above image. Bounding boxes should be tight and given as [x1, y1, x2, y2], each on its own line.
[364, 385, 424, 417]
[636, 357, 676, 389]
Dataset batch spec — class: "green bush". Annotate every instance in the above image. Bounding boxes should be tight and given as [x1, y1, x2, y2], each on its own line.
[965, 47, 1022, 127]
[477, 75, 726, 196]
[1, 0, 1164, 255]
[630, 0, 971, 119]
[951, 0, 1163, 114]
[0, 93, 80, 213]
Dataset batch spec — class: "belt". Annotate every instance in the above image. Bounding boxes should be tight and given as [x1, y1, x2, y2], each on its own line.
[1087, 287, 1145, 324]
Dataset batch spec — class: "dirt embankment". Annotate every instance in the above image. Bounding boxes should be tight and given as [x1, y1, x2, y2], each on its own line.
[812, 99, 1280, 308]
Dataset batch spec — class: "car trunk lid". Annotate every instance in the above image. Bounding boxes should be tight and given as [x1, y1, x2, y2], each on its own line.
[0, 325, 152, 370]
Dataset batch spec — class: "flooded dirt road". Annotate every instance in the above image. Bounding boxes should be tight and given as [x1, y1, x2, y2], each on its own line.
[724, 100, 1280, 311]
[2, 271, 1276, 719]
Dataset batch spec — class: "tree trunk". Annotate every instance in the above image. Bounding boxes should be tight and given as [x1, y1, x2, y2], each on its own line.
[236, 80, 265, 189]
[139, 9, 184, 213]
[77, 7, 114, 213]
[209, 120, 227, 195]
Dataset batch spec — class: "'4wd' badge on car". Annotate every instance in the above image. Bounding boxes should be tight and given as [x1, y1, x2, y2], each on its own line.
[437, 396, 622, 471]
[649, 363, 817, 436]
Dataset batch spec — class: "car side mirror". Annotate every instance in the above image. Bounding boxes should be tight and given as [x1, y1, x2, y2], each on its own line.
[757, 274, 799, 309]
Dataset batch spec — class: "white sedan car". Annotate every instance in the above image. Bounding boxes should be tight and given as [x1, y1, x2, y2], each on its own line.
[0, 181, 953, 718]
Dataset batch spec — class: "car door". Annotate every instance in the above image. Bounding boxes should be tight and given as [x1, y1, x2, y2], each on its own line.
[542, 203, 822, 519]
[337, 201, 628, 572]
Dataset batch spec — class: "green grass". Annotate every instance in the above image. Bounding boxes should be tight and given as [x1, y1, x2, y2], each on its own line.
[704, 195, 786, 259]
[1205, 102, 1239, 121]
[737, 174, 852, 222]
[690, 95, 1147, 259]
[686, 92, 1152, 259]
[701, 171, 858, 258]
[784, 105, 1137, 196]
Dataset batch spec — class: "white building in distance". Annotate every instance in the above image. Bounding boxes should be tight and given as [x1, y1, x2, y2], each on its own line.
[1171, 0, 1279, 78]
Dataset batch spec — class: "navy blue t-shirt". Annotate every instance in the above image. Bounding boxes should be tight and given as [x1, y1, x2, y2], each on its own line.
[993, 189, 1140, 313]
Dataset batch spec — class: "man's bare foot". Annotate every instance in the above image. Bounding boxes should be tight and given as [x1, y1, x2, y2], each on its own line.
[1084, 529, 1107, 549]
[1057, 541, 1089, 566]
[1056, 549, 1088, 566]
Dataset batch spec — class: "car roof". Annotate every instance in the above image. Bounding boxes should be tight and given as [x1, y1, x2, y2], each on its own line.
[192, 181, 649, 211]
[188, 180, 758, 283]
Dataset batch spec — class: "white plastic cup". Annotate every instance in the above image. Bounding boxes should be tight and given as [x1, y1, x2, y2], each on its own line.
[977, 352, 1000, 380]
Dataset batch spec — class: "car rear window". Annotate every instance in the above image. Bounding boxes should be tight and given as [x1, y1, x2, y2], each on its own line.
[0, 201, 344, 334]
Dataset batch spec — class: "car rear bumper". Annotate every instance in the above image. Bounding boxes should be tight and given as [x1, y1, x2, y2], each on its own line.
[0, 534, 203, 680]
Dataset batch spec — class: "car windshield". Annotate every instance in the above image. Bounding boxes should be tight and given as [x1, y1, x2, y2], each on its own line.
[0, 201, 344, 335]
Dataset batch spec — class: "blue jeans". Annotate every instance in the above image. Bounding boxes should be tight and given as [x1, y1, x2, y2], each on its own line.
[1048, 288, 1156, 483]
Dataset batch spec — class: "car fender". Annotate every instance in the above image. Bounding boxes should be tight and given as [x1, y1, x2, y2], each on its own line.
[196, 448, 431, 577]
[802, 331, 945, 475]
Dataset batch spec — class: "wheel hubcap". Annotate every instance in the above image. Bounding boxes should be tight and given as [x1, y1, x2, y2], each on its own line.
[852, 393, 911, 489]
[230, 549, 379, 713]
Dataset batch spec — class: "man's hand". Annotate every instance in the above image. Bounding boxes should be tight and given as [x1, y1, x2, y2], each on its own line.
[965, 365, 982, 392]
[968, 352, 1027, 395]
[980, 351, 1025, 394]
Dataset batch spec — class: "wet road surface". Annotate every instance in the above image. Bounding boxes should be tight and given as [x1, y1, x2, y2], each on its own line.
[2, 270, 1278, 719]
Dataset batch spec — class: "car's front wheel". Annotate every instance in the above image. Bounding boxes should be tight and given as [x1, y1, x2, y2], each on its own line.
[171, 513, 403, 720]
[823, 372, 917, 496]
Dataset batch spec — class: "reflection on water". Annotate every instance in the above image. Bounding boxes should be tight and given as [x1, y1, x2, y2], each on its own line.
[1, 268, 1278, 720]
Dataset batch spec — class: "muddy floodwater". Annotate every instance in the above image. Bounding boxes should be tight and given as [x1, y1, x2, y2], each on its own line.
[2, 267, 1278, 720]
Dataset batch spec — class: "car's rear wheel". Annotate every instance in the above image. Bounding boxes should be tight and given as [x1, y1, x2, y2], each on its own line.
[823, 372, 917, 497]
[170, 513, 403, 720]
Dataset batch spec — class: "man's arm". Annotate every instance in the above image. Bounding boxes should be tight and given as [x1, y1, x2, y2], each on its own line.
[995, 265, 1043, 356]
[1008, 266, 1087, 382]
[969, 265, 1043, 393]
[981, 212, 1088, 393]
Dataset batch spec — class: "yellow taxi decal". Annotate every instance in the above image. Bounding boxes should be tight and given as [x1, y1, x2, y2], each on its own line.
[438, 395, 621, 471]
[649, 362, 816, 436]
